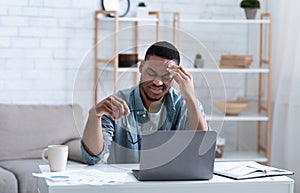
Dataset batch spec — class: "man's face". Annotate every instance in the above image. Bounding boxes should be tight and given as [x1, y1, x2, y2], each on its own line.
[139, 55, 176, 102]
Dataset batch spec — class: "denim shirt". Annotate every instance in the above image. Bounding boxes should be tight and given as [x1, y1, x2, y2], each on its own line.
[81, 85, 206, 164]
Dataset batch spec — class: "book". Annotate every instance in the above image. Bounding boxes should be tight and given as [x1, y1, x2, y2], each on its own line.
[214, 161, 294, 180]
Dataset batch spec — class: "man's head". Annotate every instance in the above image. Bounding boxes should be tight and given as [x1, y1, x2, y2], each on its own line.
[144, 41, 180, 65]
[139, 41, 180, 105]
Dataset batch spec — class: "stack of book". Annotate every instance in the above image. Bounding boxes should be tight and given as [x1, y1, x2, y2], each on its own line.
[220, 55, 253, 68]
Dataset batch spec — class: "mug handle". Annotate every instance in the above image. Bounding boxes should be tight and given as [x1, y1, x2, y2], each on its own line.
[41, 148, 49, 163]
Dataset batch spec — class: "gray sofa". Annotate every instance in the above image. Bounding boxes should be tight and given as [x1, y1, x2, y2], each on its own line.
[0, 104, 85, 193]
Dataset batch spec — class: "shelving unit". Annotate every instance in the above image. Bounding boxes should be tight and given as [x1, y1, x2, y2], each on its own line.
[173, 13, 272, 165]
[93, 10, 160, 104]
[93, 10, 272, 164]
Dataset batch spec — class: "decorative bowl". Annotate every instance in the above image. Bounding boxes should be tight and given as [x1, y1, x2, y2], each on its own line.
[118, 53, 138, 68]
[214, 100, 250, 116]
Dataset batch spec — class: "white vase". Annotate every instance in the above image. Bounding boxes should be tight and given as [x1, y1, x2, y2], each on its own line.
[136, 7, 149, 18]
[194, 58, 204, 68]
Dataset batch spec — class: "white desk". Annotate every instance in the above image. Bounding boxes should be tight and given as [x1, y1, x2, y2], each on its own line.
[37, 164, 294, 193]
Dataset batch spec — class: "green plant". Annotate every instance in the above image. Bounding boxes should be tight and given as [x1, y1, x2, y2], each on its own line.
[138, 2, 146, 7]
[240, 0, 260, 9]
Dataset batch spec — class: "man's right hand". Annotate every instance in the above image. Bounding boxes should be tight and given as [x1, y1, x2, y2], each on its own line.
[94, 95, 130, 120]
[82, 95, 129, 157]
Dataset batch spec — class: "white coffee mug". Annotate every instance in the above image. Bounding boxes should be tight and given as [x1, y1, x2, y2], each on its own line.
[41, 145, 68, 172]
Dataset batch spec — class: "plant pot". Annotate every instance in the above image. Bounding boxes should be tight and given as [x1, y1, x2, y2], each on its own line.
[216, 136, 226, 158]
[194, 58, 204, 68]
[136, 7, 149, 18]
[244, 8, 257, 19]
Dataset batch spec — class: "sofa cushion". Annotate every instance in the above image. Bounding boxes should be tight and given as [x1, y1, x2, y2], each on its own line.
[0, 159, 80, 193]
[0, 166, 18, 193]
[0, 104, 84, 161]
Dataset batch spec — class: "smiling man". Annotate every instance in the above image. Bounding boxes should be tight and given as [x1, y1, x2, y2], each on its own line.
[81, 41, 208, 164]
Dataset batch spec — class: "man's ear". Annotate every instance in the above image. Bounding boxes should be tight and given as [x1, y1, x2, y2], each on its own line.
[139, 60, 145, 73]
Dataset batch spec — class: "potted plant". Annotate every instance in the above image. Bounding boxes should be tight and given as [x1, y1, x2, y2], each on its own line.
[240, 0, 260, 19]
[194, 53, 204, 68]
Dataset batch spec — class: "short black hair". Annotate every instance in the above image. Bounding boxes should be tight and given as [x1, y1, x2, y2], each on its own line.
[144, 41, 180, 65]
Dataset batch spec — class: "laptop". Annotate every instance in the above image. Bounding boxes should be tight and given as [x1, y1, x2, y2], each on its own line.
[132, 130, 217, 181]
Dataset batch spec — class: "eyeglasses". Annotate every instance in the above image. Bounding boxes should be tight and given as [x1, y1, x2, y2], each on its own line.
[123, 113, 141, 145]
[145, 69, 174, 84]
[143, 60, 175, 84]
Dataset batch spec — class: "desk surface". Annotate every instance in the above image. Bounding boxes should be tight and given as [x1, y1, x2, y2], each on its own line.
[37, 163, 294, 193]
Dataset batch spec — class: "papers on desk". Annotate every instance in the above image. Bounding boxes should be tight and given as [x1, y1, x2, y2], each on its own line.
[32, 170, 128, 185]
[214, 161, 294, 180]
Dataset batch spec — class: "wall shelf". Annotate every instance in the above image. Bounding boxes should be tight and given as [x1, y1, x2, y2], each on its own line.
[98, 66, 269, 73]
[180, 18, 271, 24]
[97, 16, 159, 22]
[208, 115, 268, 122]
[215, 151, 268, 163]
[185, 68, 269, 73]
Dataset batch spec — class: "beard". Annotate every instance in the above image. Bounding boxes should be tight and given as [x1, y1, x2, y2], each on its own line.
[139, 81, 169, 102]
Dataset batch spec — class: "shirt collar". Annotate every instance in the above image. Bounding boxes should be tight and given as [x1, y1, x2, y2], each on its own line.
[129, 85, 176, 124]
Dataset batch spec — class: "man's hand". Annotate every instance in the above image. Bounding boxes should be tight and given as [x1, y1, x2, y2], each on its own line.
[94, 95, 130, 120]
[167, 62, 196, 101]
[82, 95, 130, 156]
[167, 61, 208, 131]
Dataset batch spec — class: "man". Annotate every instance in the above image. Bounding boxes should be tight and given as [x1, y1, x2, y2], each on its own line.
[81, 41, 208, 164]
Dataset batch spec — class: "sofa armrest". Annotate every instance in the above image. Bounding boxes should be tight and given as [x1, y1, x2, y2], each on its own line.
[64, 139, 84, 163]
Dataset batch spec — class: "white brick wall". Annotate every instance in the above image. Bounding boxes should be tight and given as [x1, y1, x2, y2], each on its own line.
[0, 0, 266, 106]
[0, 0, 268, 152]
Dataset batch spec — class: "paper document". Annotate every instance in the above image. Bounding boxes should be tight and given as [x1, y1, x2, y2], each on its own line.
[33, 169, 128, 185]
[214, 161, 294, 180]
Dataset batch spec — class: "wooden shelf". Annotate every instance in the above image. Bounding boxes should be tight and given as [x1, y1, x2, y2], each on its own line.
[97, 16, 159, 22]
[185, 68, 269, 73]
[98, 16, 270, 24]
[98, 66, 138, 73]
[180, 19, 270, 24]
[209, 102, 268, 121]
[208, 114, 268, 122]
[98, 66, 269, 73]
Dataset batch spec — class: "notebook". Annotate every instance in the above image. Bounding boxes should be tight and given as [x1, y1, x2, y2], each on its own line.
[214, 161, 294, 180]
[132, 130, 217, 181]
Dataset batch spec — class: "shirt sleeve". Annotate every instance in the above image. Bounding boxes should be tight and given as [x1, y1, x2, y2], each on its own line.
[198, 101, 210, 130]
[176, 99, 208, 130]
[80, 115, 115, 165]
[198, 101, 207, 120]
[80, 140, 106, 165]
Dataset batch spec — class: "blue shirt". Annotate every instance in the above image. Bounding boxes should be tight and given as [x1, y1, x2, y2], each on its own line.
[81, 85, 206, 164]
